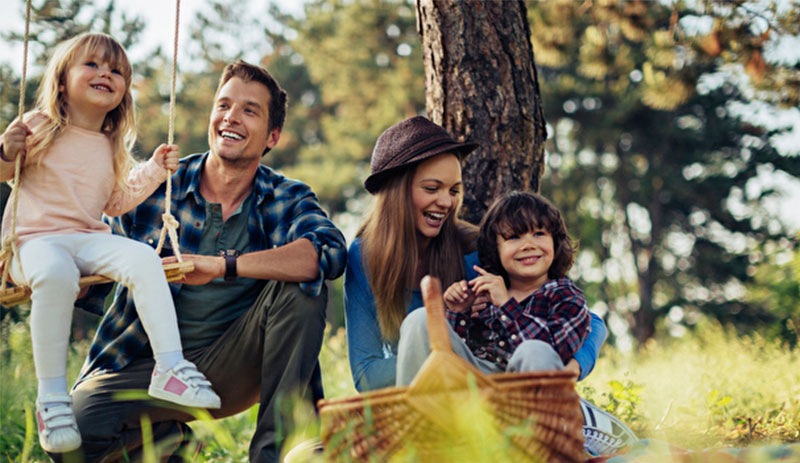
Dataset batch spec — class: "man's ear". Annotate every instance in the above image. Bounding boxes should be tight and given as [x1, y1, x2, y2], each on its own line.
[266, 127, 281, 150]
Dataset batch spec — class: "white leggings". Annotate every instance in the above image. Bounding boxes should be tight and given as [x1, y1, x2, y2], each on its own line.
[11, 233, 182, 380]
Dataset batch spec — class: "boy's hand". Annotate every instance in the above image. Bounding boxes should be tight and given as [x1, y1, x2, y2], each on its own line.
[2, 120, 32, 162]
[444, 280, 474, 313]
[152, 144, 179, 172]
[469, 265, 511, 307]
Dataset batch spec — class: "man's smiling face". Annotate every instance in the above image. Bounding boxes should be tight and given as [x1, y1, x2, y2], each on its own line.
[208, 76, 277, 163]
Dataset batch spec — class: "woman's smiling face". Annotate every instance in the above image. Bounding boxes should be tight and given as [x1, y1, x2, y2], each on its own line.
[410, 153, 462, 241]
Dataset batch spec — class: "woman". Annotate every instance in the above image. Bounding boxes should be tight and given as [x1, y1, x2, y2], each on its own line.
[343, 116, 636, 457]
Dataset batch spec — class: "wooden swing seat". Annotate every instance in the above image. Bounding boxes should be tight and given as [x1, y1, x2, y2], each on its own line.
[0, 261, 194, 308]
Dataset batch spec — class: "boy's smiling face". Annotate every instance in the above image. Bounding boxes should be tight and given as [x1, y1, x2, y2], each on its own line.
[496, 227, 554, 292]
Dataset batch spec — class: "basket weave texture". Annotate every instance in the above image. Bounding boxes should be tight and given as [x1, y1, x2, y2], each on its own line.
[318, 276, 585, 462]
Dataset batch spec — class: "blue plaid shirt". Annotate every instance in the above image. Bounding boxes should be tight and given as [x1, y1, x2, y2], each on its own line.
[75, 152, 347, 383]
[448, 277, 591, 369]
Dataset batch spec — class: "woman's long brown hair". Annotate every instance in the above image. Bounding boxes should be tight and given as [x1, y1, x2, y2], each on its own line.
[358, 168, 477, 342]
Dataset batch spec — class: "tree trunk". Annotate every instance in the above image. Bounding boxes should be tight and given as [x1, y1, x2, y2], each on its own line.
[416, 0, 547, 224]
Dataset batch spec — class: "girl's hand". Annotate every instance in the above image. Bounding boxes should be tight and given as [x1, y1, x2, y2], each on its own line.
[152, 144, 179, 172]
[1, 120, 32, 163]
[444, 280, 474, 313]
[469, 265, 511, 307]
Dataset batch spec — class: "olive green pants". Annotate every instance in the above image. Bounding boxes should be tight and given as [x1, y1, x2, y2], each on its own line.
[56, 280, 327, 463]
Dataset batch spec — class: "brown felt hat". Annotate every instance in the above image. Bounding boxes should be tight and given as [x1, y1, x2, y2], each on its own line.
[364, 116, 479, 194]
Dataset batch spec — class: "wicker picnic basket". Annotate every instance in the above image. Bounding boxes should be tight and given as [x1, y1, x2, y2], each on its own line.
[318, 276, 585, 462]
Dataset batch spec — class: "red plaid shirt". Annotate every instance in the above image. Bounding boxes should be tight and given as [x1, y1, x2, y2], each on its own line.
[448, 277, 591, 369]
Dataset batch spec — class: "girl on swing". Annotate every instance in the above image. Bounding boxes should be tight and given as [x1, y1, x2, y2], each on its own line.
[0, 32, 220, 453]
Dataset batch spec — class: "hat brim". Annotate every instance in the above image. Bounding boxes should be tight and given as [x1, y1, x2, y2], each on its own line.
[364, 141, 478, 194]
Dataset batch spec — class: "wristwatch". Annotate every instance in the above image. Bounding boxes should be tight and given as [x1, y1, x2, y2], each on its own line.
[219, 249, 241, 282]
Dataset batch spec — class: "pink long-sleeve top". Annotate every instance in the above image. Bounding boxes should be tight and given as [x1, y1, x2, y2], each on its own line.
[1, 113, 167, 247]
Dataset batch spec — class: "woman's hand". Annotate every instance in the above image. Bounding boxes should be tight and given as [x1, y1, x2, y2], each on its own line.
[564, 358, 581, 377]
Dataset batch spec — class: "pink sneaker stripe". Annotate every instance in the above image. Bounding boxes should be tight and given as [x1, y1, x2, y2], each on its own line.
[164, 376, 189, 396]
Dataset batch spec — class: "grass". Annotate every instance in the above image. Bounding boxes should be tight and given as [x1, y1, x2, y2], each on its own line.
[579, 320, 800, 449]
[1, 318, 798, 462]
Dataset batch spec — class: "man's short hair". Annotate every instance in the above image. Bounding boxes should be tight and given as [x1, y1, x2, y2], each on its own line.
[217, 60, 288, 132]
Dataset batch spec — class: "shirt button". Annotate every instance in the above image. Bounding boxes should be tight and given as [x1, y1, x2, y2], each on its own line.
[511, 334, 517, 340]
[498, 341, 505, 347]
[500, 315, 508, 321]
[459, 320, 466, 326]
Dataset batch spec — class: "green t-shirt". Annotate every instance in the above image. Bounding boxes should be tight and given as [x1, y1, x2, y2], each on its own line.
[175, 192, 265, 350]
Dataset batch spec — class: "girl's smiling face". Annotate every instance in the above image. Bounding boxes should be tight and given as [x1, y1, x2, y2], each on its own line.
[410, 153, 462, 241]
[62, 48, 127, 127]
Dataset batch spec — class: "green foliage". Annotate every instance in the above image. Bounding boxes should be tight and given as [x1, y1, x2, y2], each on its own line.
[2, 319, 799, 461]
[274, 0, 424, 213]
[530, 0, 800, 345]
[582, 319, 800, 448]
[0, 320, 88, 463]
[744, 237, 800, 347]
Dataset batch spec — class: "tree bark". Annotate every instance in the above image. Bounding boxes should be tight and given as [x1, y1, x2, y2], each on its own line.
[416, 0, 547, 224]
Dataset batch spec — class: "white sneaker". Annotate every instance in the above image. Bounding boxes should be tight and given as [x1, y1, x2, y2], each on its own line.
[36, 394, 81, 453]
[580, 398, 638, 456]
[148, 360, 221, 409]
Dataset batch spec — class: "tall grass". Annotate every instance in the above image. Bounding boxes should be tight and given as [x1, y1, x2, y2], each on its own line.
[579, 320, 800, 449]
[1, 319, 798, 462]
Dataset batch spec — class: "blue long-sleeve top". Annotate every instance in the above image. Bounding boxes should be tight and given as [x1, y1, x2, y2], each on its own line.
[344, 238, 607, 392]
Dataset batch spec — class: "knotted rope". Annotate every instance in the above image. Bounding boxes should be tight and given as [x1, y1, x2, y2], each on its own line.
[154, 0, 183, 261]
[1, 0, 188, 298]
[0, 0, 32, 291]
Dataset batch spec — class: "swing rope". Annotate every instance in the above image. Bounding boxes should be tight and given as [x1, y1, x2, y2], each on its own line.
[0, 0, 32, 294]
[0, 0, 191, 305]
[154, 0, 182, 261]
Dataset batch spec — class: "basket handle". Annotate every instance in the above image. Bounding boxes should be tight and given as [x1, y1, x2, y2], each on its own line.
[420, 275, 453, 353]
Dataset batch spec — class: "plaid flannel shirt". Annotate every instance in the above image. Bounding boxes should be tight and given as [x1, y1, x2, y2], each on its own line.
[75, 151, 347, 384]
[447, 277, 591, 369]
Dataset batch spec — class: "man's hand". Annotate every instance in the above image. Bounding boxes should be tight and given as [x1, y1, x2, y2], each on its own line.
[163, 254, 224, 285]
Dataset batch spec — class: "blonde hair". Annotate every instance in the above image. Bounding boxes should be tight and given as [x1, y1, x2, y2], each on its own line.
[27, 32, 136, 190]
[358, 169, 478, 342]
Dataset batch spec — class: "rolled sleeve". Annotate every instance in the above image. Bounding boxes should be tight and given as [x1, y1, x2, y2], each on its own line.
[264, 175, 347, 297]
[300, 235, 347, 296]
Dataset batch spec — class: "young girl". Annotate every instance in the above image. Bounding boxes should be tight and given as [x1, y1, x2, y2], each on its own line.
[439, 190, 591, 373]
[0, 32, 220, 454]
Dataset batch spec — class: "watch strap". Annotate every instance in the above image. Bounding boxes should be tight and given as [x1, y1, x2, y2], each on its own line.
[220, 250, 241, 282]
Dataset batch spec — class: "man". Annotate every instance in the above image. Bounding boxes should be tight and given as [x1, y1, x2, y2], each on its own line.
[55, 60, 347, 463]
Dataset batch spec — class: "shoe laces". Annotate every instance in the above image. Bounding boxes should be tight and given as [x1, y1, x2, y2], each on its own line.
[583, 427, 623, 456]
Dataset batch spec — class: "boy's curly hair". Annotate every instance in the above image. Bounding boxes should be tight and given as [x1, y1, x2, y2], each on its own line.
[477, 191, 576, 286]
